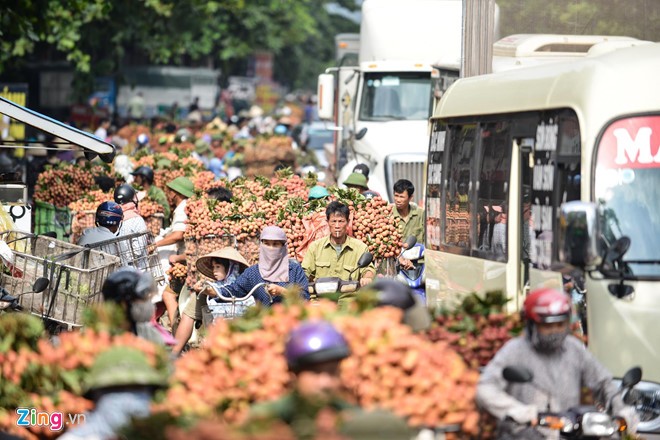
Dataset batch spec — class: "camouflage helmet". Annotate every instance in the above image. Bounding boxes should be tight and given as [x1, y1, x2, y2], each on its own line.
[84, 346, 167, 396]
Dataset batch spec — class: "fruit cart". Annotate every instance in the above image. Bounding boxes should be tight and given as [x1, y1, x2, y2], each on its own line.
[0, 230, 120, 328]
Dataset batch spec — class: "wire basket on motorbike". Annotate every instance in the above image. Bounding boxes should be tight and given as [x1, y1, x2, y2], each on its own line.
[0, 230, 120, 328]
[83, 231, 165, 285]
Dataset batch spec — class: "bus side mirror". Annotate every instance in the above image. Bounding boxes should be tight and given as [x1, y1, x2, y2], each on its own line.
[317, 74, 335, 120]
[558, 201, 601, 269]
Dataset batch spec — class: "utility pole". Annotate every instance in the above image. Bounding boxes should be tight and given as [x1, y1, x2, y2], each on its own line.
[461, 0, 497, 77]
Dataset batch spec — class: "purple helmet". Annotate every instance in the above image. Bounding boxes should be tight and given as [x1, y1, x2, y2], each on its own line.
[284, 321, 350, 372]
[96, 201, 123, 227]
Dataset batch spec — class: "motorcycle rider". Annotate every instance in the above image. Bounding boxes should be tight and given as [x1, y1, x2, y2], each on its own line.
[58, 346, 167, 440]
[392, 179, 425, 267]
[130, 165, 171, 227]
[476, 287, 638, 439]
[248, 320, 411, 440]
[302, 201, 376, 306]
[101, 268, 172, 346]
[114, 184, 149, 268]
[77, 201, 123, 255]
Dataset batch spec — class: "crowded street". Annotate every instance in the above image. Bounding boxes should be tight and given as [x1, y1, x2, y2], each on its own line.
[0, 1, 659, 439]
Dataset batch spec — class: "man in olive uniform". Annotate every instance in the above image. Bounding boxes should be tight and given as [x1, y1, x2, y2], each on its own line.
[130, 166, 171, 228]
[392, 179, 425, 270]
[302, 201, 375, 305]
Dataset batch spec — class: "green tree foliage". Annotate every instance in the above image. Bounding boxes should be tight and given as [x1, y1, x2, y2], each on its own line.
[497, 0, 660, 41]
[0, 0, 358, 92]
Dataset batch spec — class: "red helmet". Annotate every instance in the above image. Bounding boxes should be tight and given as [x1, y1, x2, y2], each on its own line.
[523, 288, 571, 324]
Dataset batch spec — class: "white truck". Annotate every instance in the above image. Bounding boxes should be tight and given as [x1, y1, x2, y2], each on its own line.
[317, 0, 463, 206]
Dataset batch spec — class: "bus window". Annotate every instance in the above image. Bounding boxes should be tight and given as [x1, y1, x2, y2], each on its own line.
[555, 113, 582, 259]
[527, 110, 582, 270]
[426, 122, 445, 250]
[475, 121, 512, 260]
[443, 125, 476, 249]
[594, 115, 660, 278]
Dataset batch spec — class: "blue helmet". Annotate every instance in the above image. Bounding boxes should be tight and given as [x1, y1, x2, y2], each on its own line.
[308, 185, 330, 201]
[96, 201, 123, 227]
[137, 133, 149, 146]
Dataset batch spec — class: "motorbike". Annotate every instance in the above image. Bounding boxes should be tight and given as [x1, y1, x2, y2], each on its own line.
[395, 236, 426, 304]
[308, 252, 373, 299]
[502, 364, 642, 439]
[0, 277, 50, 313]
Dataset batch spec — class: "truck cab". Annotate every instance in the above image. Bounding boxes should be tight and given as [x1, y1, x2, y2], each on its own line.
[318, 0, 463, 206]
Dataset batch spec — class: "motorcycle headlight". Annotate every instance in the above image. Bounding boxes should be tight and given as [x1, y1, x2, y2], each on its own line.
[401, 247, 422, 260]
[317, 171, 327, 182]
[580, 412, 617, 437]
[315, 281, 339, 295]
[0, 300, 12, 310]
[621, 380, 660, 433]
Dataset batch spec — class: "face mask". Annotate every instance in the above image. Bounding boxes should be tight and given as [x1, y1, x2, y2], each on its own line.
[531, 327, 568, 353]
[130, 300, 155, 323]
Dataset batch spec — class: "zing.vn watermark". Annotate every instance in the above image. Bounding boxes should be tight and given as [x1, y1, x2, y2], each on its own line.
[16, 408, 86, 432]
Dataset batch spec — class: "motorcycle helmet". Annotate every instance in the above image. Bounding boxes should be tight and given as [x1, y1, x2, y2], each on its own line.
[308, 185, 330, 201]
[369, 279, 431, 333]
[84, 346, 167, 397]
[362, 190, 379, 200]
[114, 184, 137, 205]
[523, 288, 571, 324]
[95, 201, 123, 227]
[352, 163, 370, 179]
[130, 166, 155, 185]
[102, 267, 156, 304]
[284, 321, 351, 372]
[137, 133, 149, 147]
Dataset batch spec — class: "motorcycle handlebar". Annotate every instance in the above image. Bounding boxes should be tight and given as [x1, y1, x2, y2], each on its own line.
[215, 282, 273, 303]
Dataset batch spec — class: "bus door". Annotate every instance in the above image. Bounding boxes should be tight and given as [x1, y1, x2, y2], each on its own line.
[520, 112, 582, 298]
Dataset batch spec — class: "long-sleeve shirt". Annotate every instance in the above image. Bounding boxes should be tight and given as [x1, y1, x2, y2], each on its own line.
[223, 261, 309, 306]
[476, 334, 627, 439]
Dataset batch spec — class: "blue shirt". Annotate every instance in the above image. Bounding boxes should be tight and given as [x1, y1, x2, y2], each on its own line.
[224, 261, 310, 306]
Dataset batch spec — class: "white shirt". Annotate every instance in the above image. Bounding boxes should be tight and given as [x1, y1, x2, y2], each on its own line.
[170, 199, 188, 254]
[94, 127, 107, 140]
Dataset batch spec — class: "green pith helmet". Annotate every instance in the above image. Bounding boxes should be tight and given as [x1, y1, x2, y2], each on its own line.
[343, 172, 369, 190]
[308, 185, 330, 200]
[194, 139, 210, 154]
[166, 176, 195, 198]
[84, 347, 167, 395]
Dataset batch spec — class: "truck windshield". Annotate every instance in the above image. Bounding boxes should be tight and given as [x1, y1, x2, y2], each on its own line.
[594, 115, 660, 278]
[358, 72, 432, 121]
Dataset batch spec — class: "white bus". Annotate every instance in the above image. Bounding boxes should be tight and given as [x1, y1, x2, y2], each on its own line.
[424, 43, 660, 433]
[491, 33, 645, 73]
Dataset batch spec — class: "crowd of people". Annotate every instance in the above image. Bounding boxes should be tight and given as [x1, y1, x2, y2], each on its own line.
[0, 104, 641, 439]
